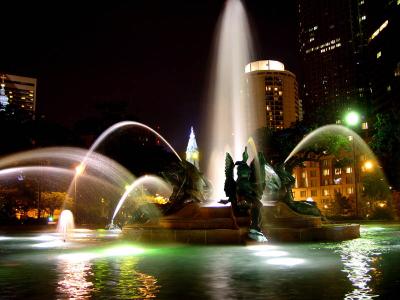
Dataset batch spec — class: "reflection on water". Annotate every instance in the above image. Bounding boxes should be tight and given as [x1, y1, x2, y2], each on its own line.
[338, 237, 382, 299]
[57, 259, 94, 299]
[57, 254, 160, 299]
[118, 256, 160, 298]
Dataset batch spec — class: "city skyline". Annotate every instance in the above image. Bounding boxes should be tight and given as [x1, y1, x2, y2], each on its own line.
[2, 0, 298, 150]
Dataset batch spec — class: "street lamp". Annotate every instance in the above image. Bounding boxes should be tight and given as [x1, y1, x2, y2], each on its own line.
[74, 163, 85, 222]
[344, 110, 360, 217]
[345, 111, 360, 127]
[363, 160, 374, 171]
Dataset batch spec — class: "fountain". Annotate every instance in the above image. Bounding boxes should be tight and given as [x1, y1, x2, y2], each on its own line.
[0, 0, 368, 244]
[57, 210, 74, 241]
[205, 0, 257, 200]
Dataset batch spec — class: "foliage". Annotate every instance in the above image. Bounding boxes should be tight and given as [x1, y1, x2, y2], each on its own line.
[362, 171, 391, 201]
[255, 122, 351, 172]
[370, 207, 394, 220]
[40, 191, 73, 215]
[334, 191, 352, 210]
[369, 112, 400, 189]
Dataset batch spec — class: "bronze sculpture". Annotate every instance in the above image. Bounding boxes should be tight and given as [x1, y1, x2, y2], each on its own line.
[222, 147, 268, 242]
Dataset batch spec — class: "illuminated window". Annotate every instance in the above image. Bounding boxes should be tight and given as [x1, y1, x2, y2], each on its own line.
[334, 168, 342, 175]
[301, 172, 306, 178]
[346, 167, 352, 174]
[347, 187, 354, 194]
[377, 51, 382, 59]
[362, 122, 368, 130]
[278, 91, 282, 96]
[387, 85, 391, 92]
[322, 160, 328, 166]
[369, 20, 389, 41]
[323, 189, 329, 196]
[323, 169, 330, 176]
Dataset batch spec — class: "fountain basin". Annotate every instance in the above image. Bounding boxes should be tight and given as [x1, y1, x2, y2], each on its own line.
[122, 203, 360, 244]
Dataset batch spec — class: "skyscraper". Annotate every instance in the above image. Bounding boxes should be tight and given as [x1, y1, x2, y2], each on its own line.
[245, 60, 301, 131]
[364, 0, 400, 113]
[298, 0, 366, 123]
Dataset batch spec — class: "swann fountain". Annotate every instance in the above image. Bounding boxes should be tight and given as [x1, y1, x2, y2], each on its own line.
[0, 0, 369, 244]
[0, 1, 398, 299]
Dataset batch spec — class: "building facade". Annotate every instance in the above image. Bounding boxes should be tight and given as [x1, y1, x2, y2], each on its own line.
[1, 73, 37, 119]
[291, 146, 386, 217]
[245, 60, 301, 131]
[363, 0, 400, 114]
[297, 0, 367, 123]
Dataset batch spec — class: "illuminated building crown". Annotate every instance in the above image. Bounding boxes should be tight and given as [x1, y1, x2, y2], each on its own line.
[186, 126, 199, 169]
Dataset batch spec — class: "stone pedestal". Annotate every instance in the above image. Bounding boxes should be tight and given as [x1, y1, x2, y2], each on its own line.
[122, 202, 360, 244]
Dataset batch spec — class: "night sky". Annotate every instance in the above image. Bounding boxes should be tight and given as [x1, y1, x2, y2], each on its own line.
[2, 0, 297, 151]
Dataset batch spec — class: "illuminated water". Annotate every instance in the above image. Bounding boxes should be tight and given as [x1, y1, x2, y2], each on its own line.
[1, 224, 399, 299]
[206, 0, 257, 199]
[57, 210, 75, 241]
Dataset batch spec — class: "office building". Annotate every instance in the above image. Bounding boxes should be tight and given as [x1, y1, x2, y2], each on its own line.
[298, 0, 367, 123]
[363, 0, 400, 113]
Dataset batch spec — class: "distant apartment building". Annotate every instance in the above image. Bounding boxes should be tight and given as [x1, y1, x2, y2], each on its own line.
[292, 147, 381, 217]
[245, 60, 301, 131]
[1, 73, 37, 119]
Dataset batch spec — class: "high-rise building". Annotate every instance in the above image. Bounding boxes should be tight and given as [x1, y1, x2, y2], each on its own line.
[1, 73, 37, 119]
[298, 0, 366, 123]
[363, 0, 400, 113]
[245, 60, 301, 130]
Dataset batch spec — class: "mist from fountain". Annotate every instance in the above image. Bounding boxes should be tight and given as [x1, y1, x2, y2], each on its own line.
[66, 121, 181, 201]
[57, 210, 75, 241]
[285, 125, 379, 165]
[205, 0, 256, 200]
[111, 175, 172, 225]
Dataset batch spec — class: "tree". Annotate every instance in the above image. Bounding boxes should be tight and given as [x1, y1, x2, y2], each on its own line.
[40, 192, 73, 217]
[255, 122, 352, 172]
[369, 113, 400, 189]
[362, 171, 391, 201]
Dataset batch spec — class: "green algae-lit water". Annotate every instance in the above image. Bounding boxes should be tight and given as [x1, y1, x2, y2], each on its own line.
[1, 224, 400, 299]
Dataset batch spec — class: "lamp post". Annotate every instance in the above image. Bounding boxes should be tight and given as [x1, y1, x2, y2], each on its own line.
[74, 164, 85, 222]
[344, 111, 360, 217]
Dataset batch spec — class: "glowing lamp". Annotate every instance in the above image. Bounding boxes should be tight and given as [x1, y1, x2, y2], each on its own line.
[363, 160, 373, 171]
[345, 111, 360, 126]
[75, 164, 85, 175]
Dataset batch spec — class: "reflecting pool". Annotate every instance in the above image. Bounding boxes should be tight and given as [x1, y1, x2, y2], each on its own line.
[1, 224, 400, 299]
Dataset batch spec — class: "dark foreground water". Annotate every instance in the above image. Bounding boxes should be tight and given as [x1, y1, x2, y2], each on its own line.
[1, 224, 400, 299]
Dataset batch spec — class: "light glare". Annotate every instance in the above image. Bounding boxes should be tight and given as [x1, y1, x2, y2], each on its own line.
[266, 257, 305, 266]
